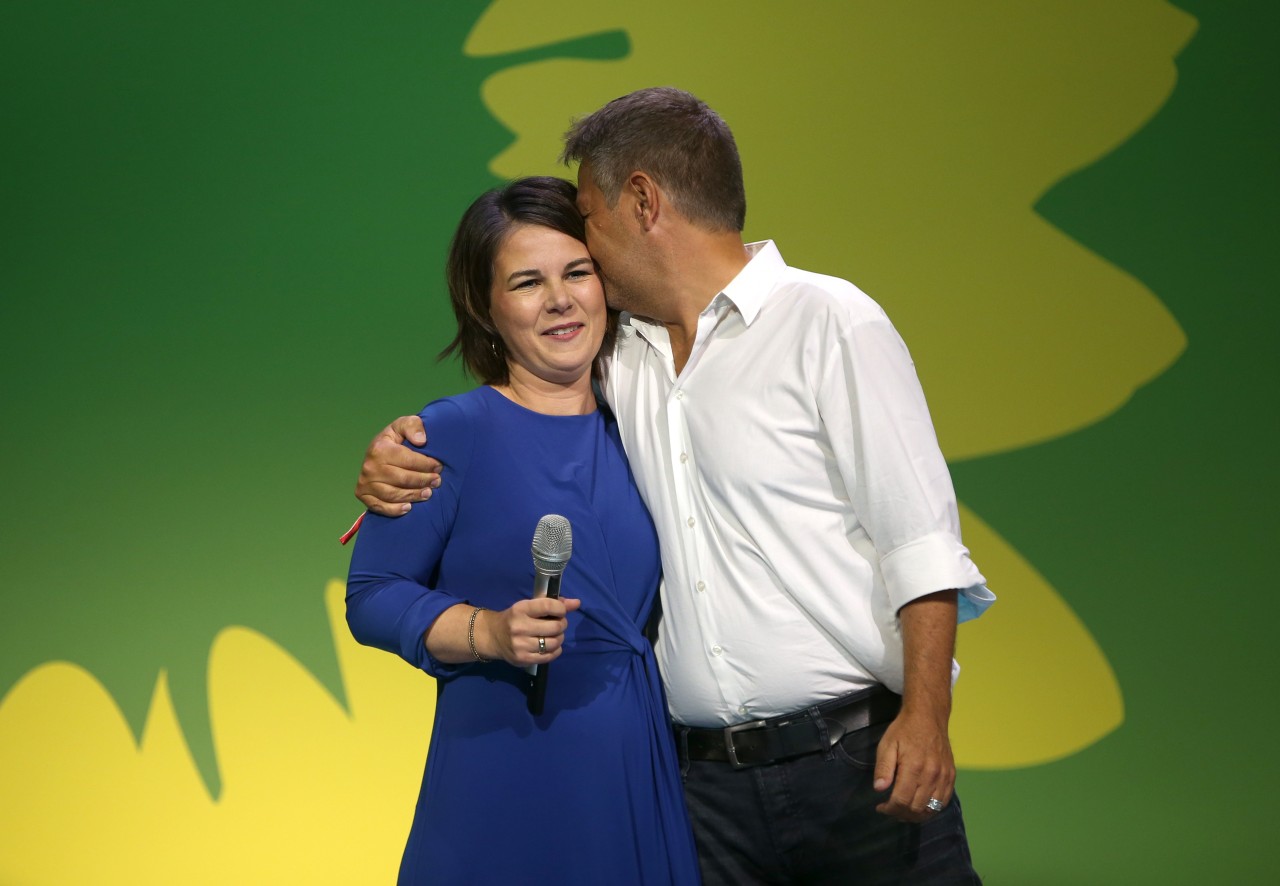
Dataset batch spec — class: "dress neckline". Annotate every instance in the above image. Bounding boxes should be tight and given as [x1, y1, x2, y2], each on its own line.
[480, 384, 600, 420]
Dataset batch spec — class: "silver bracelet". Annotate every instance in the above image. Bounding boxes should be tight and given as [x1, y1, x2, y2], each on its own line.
[467, 606, 490, 662]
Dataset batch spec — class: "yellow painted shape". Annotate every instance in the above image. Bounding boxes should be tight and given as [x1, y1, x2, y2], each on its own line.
[461, 0, 1187, 769]
[467, 0, 1194, 458]
[951, 504, 1124, 767]
[0, 581, 435, 885]
[0, 564, 1122, 886]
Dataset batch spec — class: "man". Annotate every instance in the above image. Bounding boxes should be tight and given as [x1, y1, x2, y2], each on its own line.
[356, 87, 994, 884]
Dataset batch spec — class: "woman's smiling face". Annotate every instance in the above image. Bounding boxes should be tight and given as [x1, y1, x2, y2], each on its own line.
[488, 223, 606, 389]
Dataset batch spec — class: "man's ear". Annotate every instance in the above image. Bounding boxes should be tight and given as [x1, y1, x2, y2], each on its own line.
[627, 171, 662, 231]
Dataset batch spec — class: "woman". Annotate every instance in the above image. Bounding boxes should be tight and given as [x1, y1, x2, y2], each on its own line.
[345, 177, 700, 885]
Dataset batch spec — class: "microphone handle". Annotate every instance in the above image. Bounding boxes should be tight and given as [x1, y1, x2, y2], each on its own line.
[532, 570, 561, 600]
[527, 570, 562, 716]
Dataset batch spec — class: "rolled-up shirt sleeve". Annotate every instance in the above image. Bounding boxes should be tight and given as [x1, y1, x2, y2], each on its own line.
[818, 314, 994, 621]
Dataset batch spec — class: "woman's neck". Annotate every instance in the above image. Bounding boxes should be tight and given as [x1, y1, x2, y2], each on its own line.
[491, 371, 596, 416]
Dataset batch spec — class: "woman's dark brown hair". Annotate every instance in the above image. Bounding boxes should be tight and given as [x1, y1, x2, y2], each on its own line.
[439, 176, 617, 385]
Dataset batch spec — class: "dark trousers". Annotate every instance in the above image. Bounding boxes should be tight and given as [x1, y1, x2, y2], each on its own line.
[677, 720, 981, 885]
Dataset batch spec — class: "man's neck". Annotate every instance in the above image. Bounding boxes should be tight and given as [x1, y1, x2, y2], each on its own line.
[659, 231, 752, 373]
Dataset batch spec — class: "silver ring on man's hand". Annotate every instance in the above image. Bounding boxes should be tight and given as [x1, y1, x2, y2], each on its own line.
[925, 798, 944, 813]
[537, 637, 547, 653]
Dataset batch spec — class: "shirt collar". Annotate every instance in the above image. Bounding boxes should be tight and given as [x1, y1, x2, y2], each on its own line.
[717, 240, 786, 327]
[619, 239, 786, 337]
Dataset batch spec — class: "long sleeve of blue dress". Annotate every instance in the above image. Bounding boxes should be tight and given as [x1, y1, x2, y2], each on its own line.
[346, 399, 474, 677]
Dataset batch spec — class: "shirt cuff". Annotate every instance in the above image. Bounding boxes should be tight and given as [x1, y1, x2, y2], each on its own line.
[879, 530, 995, 622]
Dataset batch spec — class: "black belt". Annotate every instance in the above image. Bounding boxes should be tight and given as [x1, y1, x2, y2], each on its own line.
[676, 686, 901, 769]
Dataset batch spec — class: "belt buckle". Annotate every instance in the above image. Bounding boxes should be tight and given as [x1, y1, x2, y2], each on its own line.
[723, 719, 769, 770]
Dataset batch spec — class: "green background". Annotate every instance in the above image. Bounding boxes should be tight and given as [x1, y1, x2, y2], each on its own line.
[955, 0, 1278, 879]
[1, 1, 1275, 882]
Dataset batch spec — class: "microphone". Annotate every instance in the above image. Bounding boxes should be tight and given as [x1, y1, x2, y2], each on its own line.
[528, 514, 572, 716]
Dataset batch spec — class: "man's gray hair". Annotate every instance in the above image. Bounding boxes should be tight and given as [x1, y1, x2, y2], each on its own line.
[561, 87, 746, 233]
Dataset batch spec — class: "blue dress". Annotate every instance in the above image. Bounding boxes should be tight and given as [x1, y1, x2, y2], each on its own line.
[347, 386, 700, 885]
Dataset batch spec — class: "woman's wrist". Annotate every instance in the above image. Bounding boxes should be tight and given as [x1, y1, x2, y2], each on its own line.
[467, 606, 491, 662]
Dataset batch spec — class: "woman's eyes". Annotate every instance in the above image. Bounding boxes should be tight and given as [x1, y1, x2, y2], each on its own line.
[513, 269, 591, 289]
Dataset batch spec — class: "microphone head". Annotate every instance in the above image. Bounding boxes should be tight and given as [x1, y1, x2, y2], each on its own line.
[531, 514, 573, 573]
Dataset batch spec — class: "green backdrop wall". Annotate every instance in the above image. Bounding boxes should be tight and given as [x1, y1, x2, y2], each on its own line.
[1, 2, 1275, 883]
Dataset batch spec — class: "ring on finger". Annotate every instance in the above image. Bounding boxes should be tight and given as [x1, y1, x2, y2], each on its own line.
[537, 637, 547, 654]
[925, 797, 944, 813]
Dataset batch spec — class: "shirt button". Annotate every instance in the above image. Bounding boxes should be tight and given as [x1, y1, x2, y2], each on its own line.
[687, 517, 695, 527]
[711, 645, 723, 656]
[679, 452, 688, 463]
[675, 390, 684, 400]
[738, 705, 748, 715]
[696, 580, 706, 592]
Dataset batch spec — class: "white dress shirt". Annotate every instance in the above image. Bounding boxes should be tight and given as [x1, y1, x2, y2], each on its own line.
[603, 240, 994, 728]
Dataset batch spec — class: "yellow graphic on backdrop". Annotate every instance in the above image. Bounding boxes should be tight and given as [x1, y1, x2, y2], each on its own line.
[465, 0, 1198, 764]
[0, 583, 431, 886]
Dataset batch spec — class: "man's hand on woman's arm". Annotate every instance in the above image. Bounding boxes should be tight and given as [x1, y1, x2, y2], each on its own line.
[356, 415, 441, 516]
